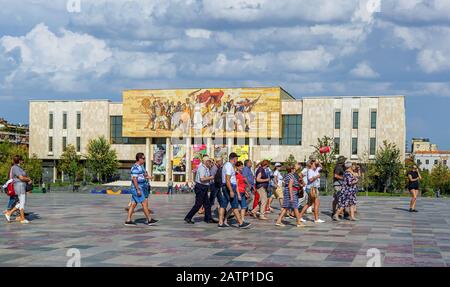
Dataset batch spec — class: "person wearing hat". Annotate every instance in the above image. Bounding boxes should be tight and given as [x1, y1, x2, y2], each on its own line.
[332, 155, 348, 218]
[184, 156, 218, 224]
[218, 152, 251, 229]
[267, 163, 284, 212]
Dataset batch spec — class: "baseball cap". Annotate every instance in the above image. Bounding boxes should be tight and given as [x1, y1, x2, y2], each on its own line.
[274, 163, 282, 167]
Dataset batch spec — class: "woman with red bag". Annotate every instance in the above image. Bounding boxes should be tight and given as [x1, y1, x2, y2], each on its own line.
[4, 155, 32, 224]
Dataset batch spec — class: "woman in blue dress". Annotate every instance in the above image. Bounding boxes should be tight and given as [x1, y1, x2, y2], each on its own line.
[275, 163, 305, 228]
[333, 161, 359, 221]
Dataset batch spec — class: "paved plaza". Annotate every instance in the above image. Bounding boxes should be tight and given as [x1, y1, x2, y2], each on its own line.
[1, 193, 450, 267]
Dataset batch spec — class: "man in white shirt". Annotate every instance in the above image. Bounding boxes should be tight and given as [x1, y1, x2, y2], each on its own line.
[268, 163, 284, 211]
[218, 153, 251, 229]
[184, 156, 218, 224]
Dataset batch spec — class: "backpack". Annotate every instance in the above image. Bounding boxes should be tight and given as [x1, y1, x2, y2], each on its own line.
[214, 166, 223, 187]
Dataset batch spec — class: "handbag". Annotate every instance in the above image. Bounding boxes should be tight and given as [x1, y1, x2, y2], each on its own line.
[6, 168, 16, 197]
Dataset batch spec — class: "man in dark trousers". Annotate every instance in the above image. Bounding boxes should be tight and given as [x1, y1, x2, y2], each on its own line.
[184, 156, 218, 224]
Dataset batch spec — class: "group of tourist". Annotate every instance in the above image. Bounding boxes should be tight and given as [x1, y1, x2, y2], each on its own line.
[122, 150, 424, 228]
[1, 151, 422, 226]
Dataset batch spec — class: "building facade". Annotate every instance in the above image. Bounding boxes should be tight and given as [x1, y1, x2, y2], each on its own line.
[414, 151, 450, 171]
[29, 87, 406, 184]
[411, 138, 438, 153]
[0, 118, 29, 146]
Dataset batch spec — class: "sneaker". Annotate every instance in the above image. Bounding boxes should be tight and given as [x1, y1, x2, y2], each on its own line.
[408, 208, 413, 212]
[315, 219, 325, 223]
[296, 223, 305, 228]
[275, 222, 285, 227]
[300, 218, 307, 223]
[218, 223, 229, 228]
[20, 219, 29, 224]
[124, 221, 137, 226]
[238, 222, 251, 229]
[4, 213, 11, 222]
[259, 216, 269, 220]
[332, 215, 340, 221]
[412, 209, 418, 212]
[147, 218, 158, 225]
[350, 217, 359, 221]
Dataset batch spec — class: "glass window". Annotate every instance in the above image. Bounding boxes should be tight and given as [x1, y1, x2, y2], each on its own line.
[434, 160, 438, 165]
[426, 160, 429, 164]
[48, 137, 53, 152]
[417, 159, 421, 165]
[280, 115, 302, 145]
[371, 110, 377, 129]
[76, 112, 81, 129]
[62, 137, 67, 151]
[334, 137, 340, 154]
[352, 111, 359, 129]
[444, 160, 447, 165]
[335, 111, 341, 129]
[76, 137, 81, 152]
[110, 116, 145, 145]
[63, 112, 67, 129]
[370, 138, 376, 155]
[352, 137, 358, 155]
[49, 113, 54, 130]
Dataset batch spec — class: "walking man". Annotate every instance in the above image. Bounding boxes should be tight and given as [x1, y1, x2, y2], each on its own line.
[218, 153, 251, 229]
[125, 153, 158, 226]
[184, 156, 218, 224]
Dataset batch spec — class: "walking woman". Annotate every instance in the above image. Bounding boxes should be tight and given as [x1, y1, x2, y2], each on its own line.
[298, 160, 325, 223]
[4, 155, 32, 224]
[267, 163, 284, 212]
[275, 164, 305, 228]
[407, 165, 421, 212]
[251, 160, 271, 220]
[235, 161, 248, 222]
[333, 161, 359, 221]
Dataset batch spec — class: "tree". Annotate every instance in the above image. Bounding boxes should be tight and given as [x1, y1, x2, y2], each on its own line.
[430, 163, 450, 194]
[24, 154, 43, 184]
[0, 142, 42, 184]
[285, 154, 297, 167]
[372, 141, 403, 193]
[313, 136, 336, 192]
[86, 136, 119, 183]
[58, 145, 82, 189]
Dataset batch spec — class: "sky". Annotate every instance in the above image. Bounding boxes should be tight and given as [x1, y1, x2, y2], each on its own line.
[0, 0, 449, 150]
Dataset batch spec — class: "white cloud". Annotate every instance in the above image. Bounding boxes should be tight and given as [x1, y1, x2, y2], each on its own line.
[278, 46, 334, 72]
[350, 61, 379, 78]
[392, 25, 450, 73]
[185, 29, 212, 39]
[0, 23, 176, 92]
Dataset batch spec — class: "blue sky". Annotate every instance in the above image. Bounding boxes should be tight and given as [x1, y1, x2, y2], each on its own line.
[0, 0, 449, 149]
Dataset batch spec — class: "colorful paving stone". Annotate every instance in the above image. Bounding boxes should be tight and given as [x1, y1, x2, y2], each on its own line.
[1, 193, 450, 267]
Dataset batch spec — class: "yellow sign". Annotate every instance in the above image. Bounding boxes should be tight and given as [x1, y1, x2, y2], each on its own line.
[232, 145, 249, 162]
[122, 87, 282, 138]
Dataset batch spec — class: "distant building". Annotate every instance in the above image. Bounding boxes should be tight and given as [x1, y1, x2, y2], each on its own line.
[0, 118, 29, 146]
[414, 151, 450, 171]
[411, 138, 438, 153]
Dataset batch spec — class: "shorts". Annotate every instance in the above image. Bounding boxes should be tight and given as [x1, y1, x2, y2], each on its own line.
[238, 192, 247, 209]
[131, 185, 146, 204]
[272, 186, 284, 199]
[219, 184, 239, 209]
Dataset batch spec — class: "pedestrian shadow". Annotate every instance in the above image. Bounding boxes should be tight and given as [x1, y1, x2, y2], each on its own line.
[392, 207, 411, 212]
